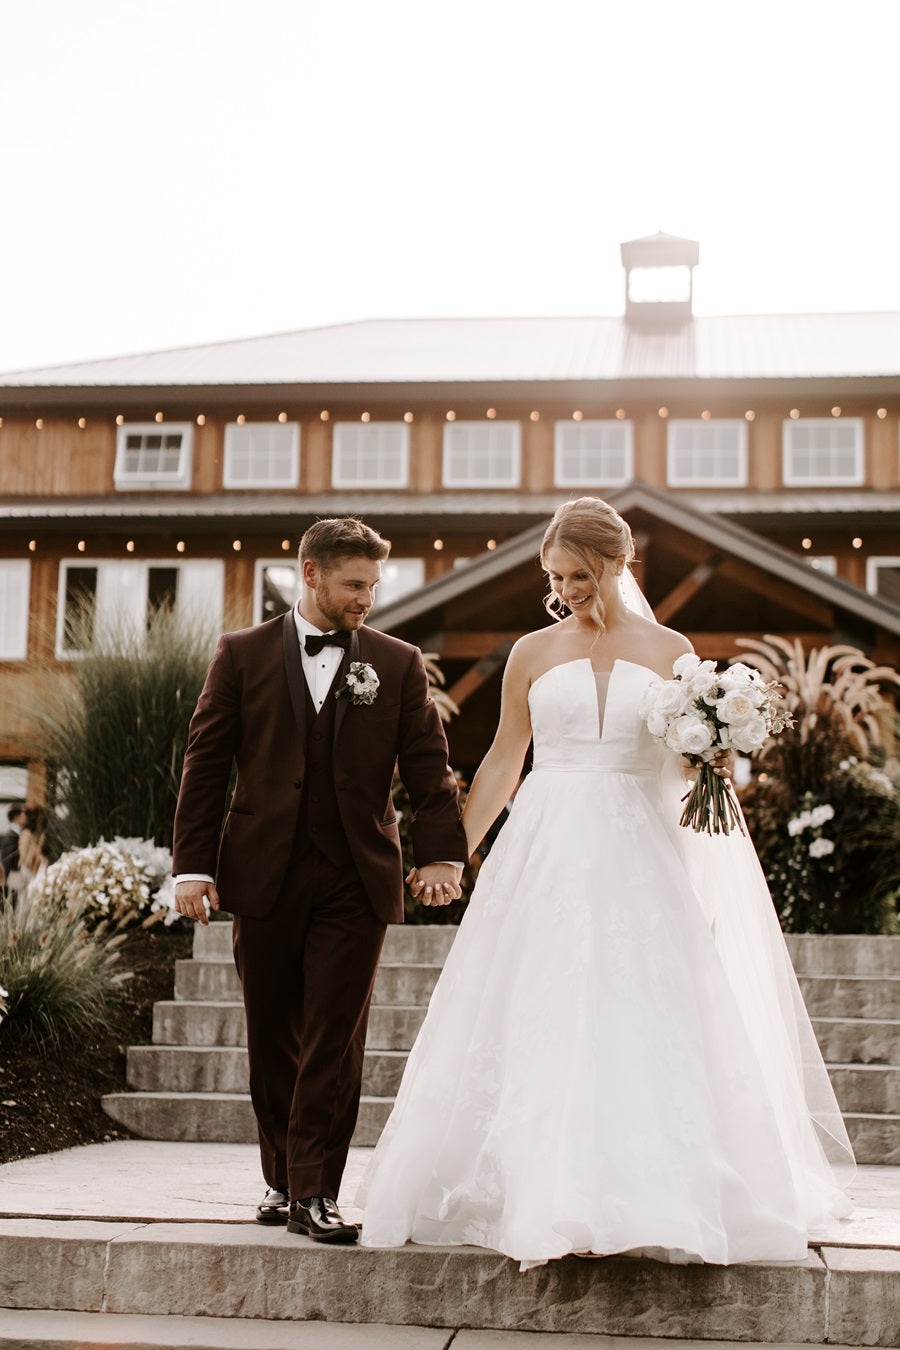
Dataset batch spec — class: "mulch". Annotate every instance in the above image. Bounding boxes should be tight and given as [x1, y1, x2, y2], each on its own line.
[0, 923, 194, 1166]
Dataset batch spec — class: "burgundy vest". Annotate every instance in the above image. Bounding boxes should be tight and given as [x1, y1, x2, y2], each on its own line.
[294, 677, 352, 867]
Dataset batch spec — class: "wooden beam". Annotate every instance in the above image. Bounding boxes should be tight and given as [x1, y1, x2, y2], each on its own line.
[653, 554, 719, 625]
[447, 638, 515, 706]
[718, 557, 833, 627]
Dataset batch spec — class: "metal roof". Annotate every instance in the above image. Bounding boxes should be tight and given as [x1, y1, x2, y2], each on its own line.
[2, 312, 900, 389]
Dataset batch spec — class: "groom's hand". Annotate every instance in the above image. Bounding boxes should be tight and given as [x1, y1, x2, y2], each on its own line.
[407, 863, 463, 906]
[175, 879, 221, 926]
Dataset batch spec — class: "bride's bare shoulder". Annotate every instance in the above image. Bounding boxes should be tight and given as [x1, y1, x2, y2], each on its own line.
[631, 617, 693, 679]
[506, 625, 567, 683]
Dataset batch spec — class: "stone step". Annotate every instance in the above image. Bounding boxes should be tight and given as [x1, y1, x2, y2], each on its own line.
[828, 1065, 900, 1115]
[192, 920, 458, 966]
[174, 959, 442, 1007]
[127, 1045, 409, 1098]
[812, 1017, 900, 1067]
[101, 1092, 392, 1147]
[797, 975, 900, 1021]
[1, 1219, 898, 1345]
[786, 933, 900, 977]
[153, 999, 427, 1052]
[844, 1113, 900, 1167]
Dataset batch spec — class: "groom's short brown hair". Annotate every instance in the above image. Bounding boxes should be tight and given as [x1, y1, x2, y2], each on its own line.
[299, 517, 390, 572]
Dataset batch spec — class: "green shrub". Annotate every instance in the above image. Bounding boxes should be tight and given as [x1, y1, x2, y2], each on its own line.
[31, 604, 218, 851]
[0, 887, 126, 1050]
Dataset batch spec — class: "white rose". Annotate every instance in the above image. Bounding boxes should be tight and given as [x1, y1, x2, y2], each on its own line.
[652, 680, 689, 718]
[665, 713, 715, 757]
[809, 803, 835, 828]
[672, 652, 701, 679]
[715, 690, 757, 726]
[728, 715, 768, 753]
[808, 836, 835, 859]
[646, 708, 668, 738]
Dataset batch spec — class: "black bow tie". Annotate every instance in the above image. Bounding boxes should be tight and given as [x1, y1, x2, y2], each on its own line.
[304, 630, 351, 656]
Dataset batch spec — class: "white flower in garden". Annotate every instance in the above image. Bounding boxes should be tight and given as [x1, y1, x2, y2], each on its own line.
[808, 837, 835, 859]
[809, 804, 835, 828]
[715, 690, 758, 726]
[787, 814, 809, 837]
[664, 713, 715, 757]
[727, 714, 769, 754]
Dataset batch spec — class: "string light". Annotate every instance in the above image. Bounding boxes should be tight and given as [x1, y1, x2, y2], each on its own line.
[116, 414, 124, 426]
[35, 418, 43, 429]
[615, 409, 626, 420]
[445, 411, 456, 422]
[876, 408, 887, 419]
[155, 411, 164, 423]
[361, 411, 371, 422]
[852, 537, 863, 549]
[281, 539, 291, 551]
[28, 539, 36, 552]
[236, 414, 246, 425]
[277, 412, 288, 423]
[232, 540, 242, 551]
[486, 408, 497, 419]
[801, 537, 812, 550]
[831, 406, 842, 417]
[77, 540, 86, 553]
[0, 417, 4, 428]
[745, 410, 756, 421]
[486, 539, 497, 550]
[572, 410, 583, 421]
[403, 411, 414, 423]
[433, 538, 444, 551]
[658, 407, 669, 419]
[196, 414, 206, 426]
[789, 409, 800, 419]
[126, 540, 135, 553]
[320, 410, 330, 421]
[701, 410, 711, 421]
[529, 410, 540, 422]
[77, 417, 86, 430]
[176, 541, 185, 553]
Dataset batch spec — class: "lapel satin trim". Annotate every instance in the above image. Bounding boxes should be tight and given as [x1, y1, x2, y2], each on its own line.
[282, 613, 307, 765]
[333, 628, 360, 744]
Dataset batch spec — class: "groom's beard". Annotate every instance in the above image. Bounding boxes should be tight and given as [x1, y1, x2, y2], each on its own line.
[314, 583, 370, 632]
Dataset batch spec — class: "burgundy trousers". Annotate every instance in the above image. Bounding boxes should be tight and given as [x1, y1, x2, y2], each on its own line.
[232, 846, 387, 1201]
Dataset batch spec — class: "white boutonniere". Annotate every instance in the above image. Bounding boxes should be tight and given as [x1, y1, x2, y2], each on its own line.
[338, 661, 379, 706]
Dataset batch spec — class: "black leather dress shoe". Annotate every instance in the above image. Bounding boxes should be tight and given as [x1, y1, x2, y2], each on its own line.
[256, 1187, 290, 1224]
[286, 1195, 359, 1243]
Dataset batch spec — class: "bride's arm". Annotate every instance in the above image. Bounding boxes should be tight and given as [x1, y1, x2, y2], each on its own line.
[461, 641, 534, 857]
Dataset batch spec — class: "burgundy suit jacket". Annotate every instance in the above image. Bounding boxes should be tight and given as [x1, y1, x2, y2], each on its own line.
[172, 614, 467, 924]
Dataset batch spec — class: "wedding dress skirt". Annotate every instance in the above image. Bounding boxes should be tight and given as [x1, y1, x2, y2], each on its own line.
[359, 659, 854, 1268]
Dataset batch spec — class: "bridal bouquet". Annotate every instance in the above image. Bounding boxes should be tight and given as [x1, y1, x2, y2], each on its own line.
[640, 653, 793, 835]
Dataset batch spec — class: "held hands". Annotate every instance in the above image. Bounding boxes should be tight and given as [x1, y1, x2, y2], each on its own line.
[406, 862, 463, 907]
[681, 748, 735, 781]
[174, 879, 221, 926]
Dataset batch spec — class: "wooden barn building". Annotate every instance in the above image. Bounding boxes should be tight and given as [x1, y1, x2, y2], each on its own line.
[1, 233, 899, 798]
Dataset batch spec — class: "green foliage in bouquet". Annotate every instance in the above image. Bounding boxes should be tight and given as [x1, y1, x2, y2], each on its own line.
[30, 602, 218, 851]
[0, 884, 126, 1050]
[737, 637, 900, 934]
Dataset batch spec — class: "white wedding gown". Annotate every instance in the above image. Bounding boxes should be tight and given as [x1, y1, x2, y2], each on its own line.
[359, 658, 855, 1268]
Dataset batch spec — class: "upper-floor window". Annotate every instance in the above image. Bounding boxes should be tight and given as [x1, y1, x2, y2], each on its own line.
[224, 422, 299, 488]
[554, 420, 634, 487]
[866, 556, 900, 606]
[443, 421, 520, 487]
[114, 423, 193, 490]
[667, 419, 747, 487]
[57, 559, 223, 657]
[373, 558, 426, 609]
[332, 423, 409, 488]
[0, 560, 30, 660]
[782, 418, 864, 486]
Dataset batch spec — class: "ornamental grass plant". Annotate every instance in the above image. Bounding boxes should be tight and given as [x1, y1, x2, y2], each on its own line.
[0, 884, 125, 1051]
[30, 602, 218, 851]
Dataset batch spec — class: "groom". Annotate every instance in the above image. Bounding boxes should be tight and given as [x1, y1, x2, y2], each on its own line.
[173, 517, 466, 1242]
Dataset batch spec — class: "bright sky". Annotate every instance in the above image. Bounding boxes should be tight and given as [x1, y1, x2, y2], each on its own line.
[2, 0, 899, 372]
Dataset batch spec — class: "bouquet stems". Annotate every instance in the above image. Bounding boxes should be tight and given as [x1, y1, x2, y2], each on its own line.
[679, 762, 745, 836]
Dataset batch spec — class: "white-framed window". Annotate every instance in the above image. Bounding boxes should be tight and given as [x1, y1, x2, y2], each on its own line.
[554, 420, 634, 486]
[332, 423, 409, 488]
[443, 421, 521, 487]
[373, 558, 425, 609]
[666, 419, 748, 487]
[782, 418, 865, 486]
[224, 422, 300, 488]
[0, 561, 30, 660]
[806, 555, 837, 575]
[114, 423, 193, 490]
[254, 559, 299, 625]
[866, 556, 900, 606]
[56, 559, 224, 657]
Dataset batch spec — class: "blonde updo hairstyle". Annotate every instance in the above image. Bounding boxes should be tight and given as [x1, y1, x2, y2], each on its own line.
[540, 497, 636, 635]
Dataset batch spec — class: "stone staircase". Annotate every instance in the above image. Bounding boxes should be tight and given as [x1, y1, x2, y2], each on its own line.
[102, 926, 900, 1165]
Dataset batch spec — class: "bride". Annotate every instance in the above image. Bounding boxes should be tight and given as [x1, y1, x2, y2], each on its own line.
[359, 497, 854, 1269]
